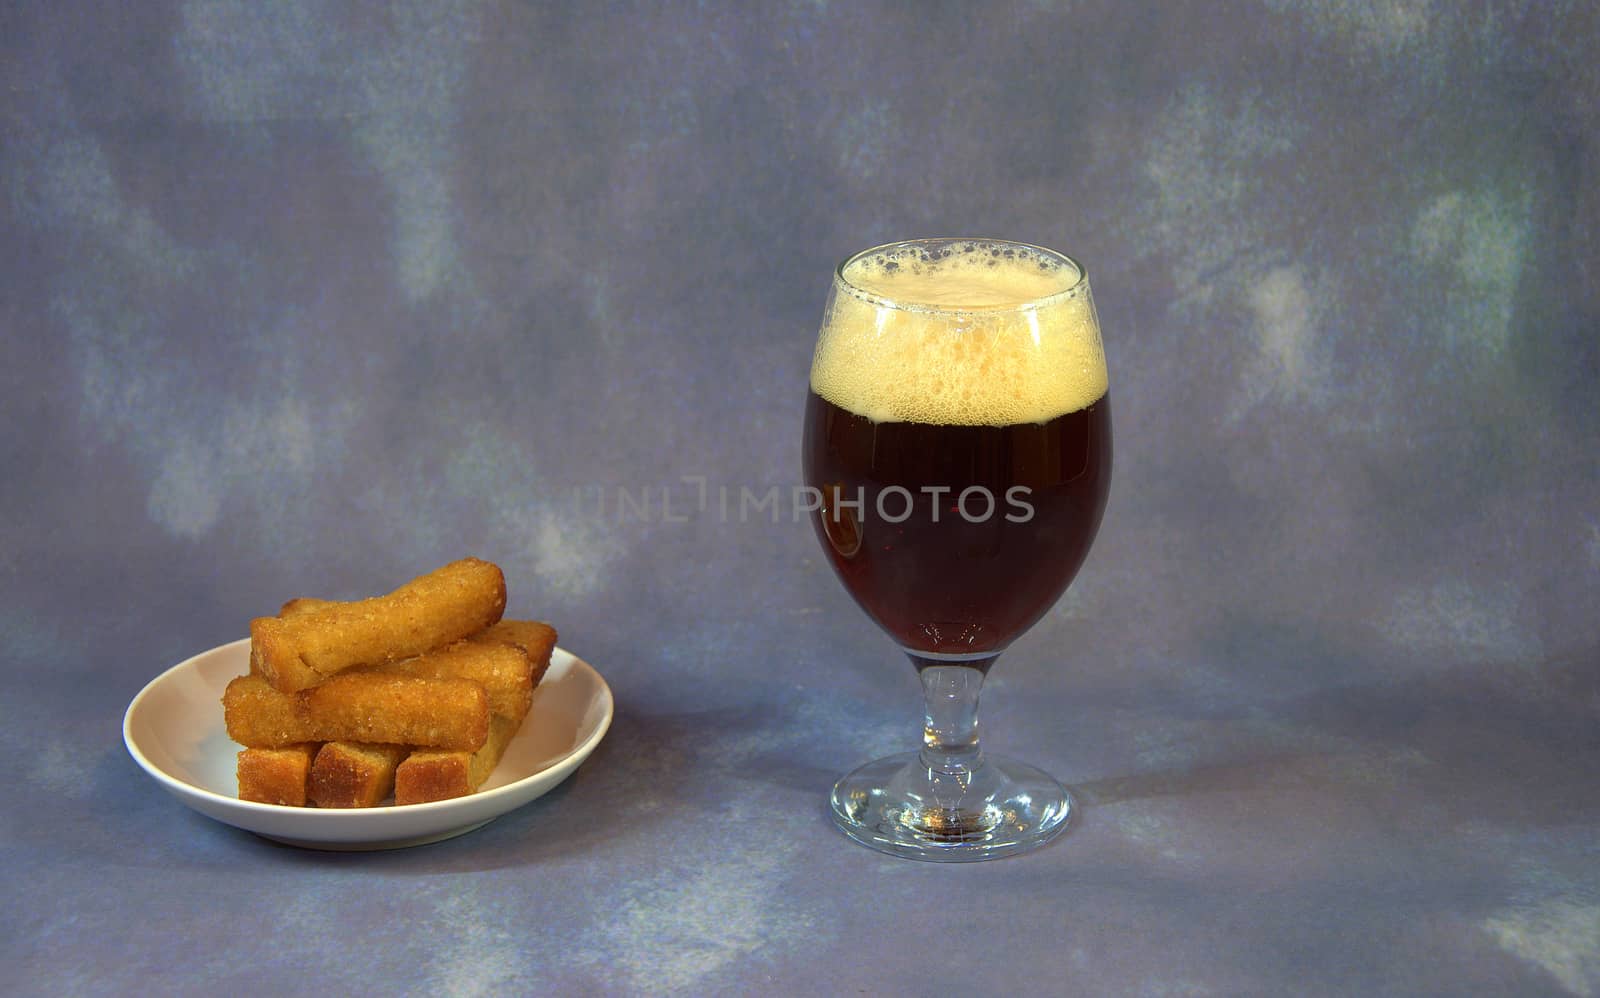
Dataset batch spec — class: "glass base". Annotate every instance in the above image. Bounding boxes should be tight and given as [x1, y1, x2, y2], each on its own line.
[829, 751, 1072, 862]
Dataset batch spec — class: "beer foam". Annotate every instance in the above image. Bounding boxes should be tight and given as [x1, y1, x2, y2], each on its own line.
[811, 241, 1109, 425]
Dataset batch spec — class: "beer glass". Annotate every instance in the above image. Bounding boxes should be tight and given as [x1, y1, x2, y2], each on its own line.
[803, 238, 1111, 861]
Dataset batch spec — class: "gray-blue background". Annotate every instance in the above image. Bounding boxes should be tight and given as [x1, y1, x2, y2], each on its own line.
[4, 2, 1597, 994]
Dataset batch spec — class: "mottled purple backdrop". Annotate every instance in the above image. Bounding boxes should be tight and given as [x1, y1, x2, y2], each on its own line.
[3, 2, 1597, 995]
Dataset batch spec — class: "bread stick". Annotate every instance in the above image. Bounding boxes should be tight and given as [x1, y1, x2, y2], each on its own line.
[367, 641, 534, 722]
[223, 672, 489, 750]
[276, 597, 326, 619]
[309, 742, 409, 808]
[394, 715, 519, 805]
[250, 558, 507, 692]
[274, 602, 554, 720]
[472, 620, 557, 692]
[280, 597, 555, 682]
[237, 743, 319, 805]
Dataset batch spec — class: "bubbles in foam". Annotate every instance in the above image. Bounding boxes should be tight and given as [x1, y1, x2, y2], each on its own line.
[811, 240, 1108, 426]
[840, 240, 1077, 307]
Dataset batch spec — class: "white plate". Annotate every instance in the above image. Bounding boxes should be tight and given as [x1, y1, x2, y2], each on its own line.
[123, 638, 613, 850]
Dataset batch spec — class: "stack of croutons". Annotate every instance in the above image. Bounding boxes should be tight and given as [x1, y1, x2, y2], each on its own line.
[223, 558, 555, 807]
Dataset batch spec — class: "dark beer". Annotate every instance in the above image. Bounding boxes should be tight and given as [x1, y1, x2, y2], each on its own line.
[803, 238, 1111, 668]
[803, 391, 1111, 662]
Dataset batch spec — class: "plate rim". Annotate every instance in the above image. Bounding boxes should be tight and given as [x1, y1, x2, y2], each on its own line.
[122, 636, 613, 840]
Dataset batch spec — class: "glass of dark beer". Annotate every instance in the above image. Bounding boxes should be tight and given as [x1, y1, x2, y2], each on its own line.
[803, 238, 1111, 861]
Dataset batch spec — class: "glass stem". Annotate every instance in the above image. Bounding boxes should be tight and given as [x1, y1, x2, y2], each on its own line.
[916, 664, 987, 779]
